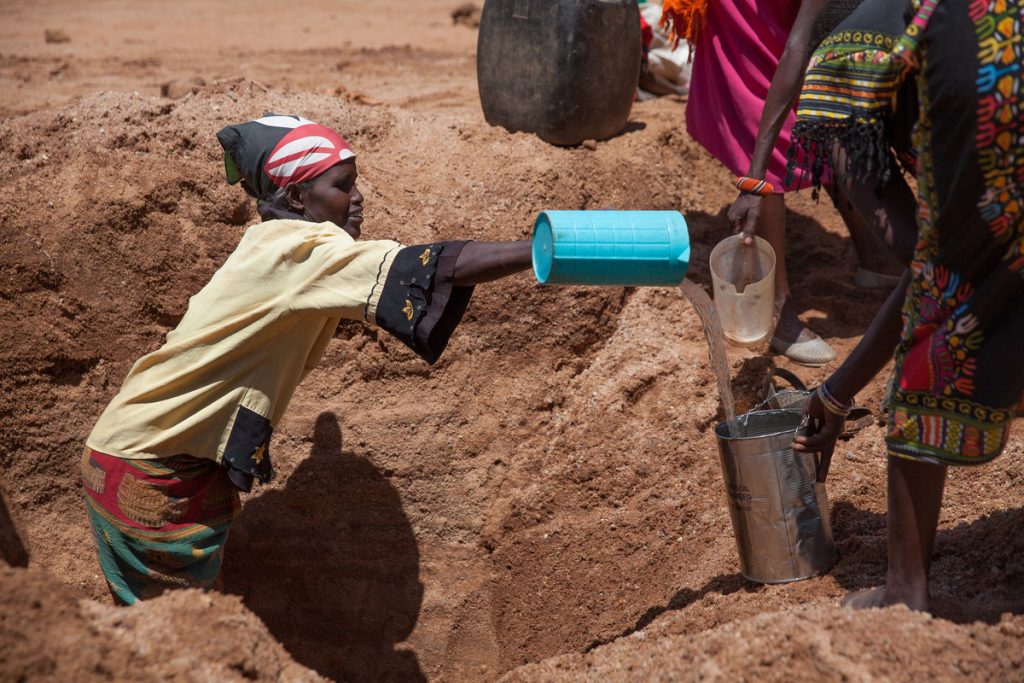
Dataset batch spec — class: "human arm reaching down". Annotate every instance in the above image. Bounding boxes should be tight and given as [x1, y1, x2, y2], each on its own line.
[793, 270, 911, 480]
[727, 0, 827, 242]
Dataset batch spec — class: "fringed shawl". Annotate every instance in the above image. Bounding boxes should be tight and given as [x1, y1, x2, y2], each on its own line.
[660, 0, 709, 49]
[786, 0, 928, 189]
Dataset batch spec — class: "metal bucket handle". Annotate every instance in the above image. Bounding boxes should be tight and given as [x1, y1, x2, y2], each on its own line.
[748, 368, 810, 413]
[762, 367, 808, 398]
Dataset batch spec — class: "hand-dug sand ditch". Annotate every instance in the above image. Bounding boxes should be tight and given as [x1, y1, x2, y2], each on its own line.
[1, 2, 1022, 681]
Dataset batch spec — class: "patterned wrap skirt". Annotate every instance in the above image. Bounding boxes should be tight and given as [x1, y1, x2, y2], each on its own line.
[81, 448, 240, 604]
[787, 0, 920, 190]
[885, 0, 1024, 466]
[793, 0, 1023, 465]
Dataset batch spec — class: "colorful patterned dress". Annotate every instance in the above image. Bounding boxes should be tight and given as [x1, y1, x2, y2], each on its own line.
[787, 0, 919, 189]
[886, 0, 1024, 465]
[793, 0, 1024, 465]
[82, 449, 240, 604]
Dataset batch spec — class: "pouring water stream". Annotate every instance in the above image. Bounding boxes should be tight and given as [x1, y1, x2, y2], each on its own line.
[678, 279, 737, 427]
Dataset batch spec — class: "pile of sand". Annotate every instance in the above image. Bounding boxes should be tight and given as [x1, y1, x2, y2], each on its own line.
[0, 565, 323, 682]
[2, 1, 1022, 680]
[504, 604, 1024, 681]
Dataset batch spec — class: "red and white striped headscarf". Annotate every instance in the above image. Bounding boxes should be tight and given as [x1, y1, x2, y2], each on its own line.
[217, 114, 356, 201]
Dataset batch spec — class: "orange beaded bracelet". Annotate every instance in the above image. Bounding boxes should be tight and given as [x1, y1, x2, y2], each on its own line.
[735, 176, 775, 196]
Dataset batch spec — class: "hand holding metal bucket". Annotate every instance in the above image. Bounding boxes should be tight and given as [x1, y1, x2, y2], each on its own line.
[714, 410, 837, 583]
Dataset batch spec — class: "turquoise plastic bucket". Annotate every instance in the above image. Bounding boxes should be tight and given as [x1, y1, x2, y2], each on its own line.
[532, 210, 690, 286]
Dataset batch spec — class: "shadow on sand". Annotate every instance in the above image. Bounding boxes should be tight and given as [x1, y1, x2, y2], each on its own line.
[591, 500, 1023, 649]
[223, 412, 425, 681]
[585, 572, 750, 652]
[0, 486, 29, 568]
[829, 501, 1024, 624]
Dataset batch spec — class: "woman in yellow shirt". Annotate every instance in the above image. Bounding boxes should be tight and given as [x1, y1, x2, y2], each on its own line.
[82, 114, 532, 604]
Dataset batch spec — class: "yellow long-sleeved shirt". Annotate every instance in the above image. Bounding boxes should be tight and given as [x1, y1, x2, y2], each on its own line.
[87, 219, 401, 470]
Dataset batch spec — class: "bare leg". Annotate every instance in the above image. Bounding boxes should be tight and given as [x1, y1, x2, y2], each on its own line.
[829, 150, 919, 271]
[759, 194, 793, 331]
[825, 183, 905, 277]
[844, 455, 947, 612]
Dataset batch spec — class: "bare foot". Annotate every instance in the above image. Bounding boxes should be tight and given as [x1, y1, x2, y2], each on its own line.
[842, 586, 930, 612]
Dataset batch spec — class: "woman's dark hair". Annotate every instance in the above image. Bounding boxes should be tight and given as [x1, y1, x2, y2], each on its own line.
[808, 0, 865, 52]
[258, 179, 313, 219]
[256, 178, 316, 221]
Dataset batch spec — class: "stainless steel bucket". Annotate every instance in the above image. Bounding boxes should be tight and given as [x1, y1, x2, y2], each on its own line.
[714, 410, 837, 583]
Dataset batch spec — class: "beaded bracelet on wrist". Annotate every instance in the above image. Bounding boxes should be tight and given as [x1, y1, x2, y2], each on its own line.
[735, 176, 775, 196]
[816, 383, 854, 418]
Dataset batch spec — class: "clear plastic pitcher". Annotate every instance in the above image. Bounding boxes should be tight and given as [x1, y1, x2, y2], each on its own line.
[709, 235, 776, 345]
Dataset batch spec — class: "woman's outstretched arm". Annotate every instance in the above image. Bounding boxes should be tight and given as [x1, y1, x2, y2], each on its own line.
[453, 240, 532, 286]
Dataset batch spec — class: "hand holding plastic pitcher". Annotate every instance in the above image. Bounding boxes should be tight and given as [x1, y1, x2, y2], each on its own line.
[727, 192, 761, 246]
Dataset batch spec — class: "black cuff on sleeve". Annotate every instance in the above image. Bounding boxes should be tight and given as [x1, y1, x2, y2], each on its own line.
[374, 241, 474, 364]
[222, 406, 274, 492]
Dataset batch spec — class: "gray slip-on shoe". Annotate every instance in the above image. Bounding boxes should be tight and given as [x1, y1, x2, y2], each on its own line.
[770, 333, 837, 367]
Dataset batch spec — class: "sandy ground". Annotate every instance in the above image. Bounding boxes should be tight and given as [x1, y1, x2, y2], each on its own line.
[1, 1, 1022, 681]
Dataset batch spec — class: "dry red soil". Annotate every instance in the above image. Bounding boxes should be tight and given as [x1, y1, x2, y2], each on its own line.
[1, 1, 1022, 681]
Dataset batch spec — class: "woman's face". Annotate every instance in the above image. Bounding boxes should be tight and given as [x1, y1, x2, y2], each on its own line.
[293, 161, 364, 238]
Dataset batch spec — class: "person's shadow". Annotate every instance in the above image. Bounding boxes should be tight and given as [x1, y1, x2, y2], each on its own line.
[222, 412, 424, 682]
[829, 501, 1024, 624]
[0, 483, 30, 568]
